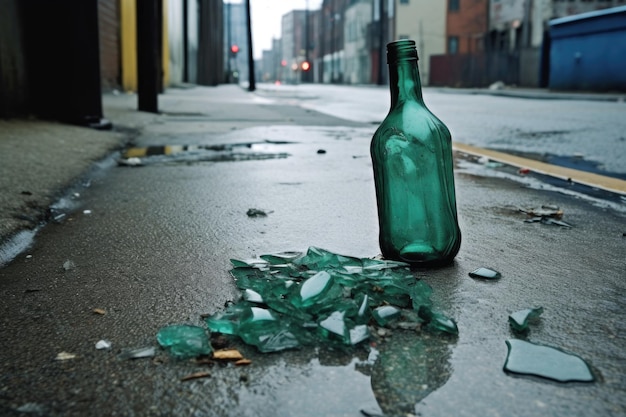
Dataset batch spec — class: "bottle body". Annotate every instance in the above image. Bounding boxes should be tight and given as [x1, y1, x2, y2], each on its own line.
[371, 40, 461, 266]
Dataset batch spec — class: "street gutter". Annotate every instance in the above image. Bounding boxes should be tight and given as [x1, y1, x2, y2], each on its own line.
[453, 142, 626, 196]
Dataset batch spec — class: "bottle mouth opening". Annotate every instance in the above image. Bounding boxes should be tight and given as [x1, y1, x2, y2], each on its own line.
[387, 39, 419, 63]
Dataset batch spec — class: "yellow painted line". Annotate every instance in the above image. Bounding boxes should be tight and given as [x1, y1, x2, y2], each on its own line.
[453, 142, 626, 196]
[123, 147, 148, 158]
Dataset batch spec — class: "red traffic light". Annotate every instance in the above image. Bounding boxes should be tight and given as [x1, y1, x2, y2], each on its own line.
[230, 44, 239, 54]
[301, 61, 311, 71]
[281, 59, 287, 67]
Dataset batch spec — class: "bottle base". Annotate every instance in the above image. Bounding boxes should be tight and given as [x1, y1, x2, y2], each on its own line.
[399, 242, 440, 263]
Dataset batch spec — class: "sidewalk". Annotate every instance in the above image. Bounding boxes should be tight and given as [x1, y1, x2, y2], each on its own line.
[2, 83, 625, 260]
[438, 85, 626, 102]
[0, 84, 624, 417]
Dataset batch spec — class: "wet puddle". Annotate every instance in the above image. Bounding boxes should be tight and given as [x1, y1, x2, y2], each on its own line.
[119, 141, 293, 166]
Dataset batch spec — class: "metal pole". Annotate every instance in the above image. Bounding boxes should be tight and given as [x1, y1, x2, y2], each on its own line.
[137, 0, 159, 112]
[226, 2, 231, 83]
[245, 0, 256, 91]
[304, 0, 310, 83]
[377, 0, 385, 85]
[183, 0, 189, 82]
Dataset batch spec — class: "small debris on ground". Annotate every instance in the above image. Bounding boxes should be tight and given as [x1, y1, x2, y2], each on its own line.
[180, 371, 212, 382]
[519, 205, 572, 227]
[55, 352, 77, 361]
[95, 340, 112, 350]
[212, 349, 244, 360]
[469, 267, 501, 280]
[62, 260, 76, 271]
[93, 308, 106, 315]
[118, 157, 143, 167]
[246, 208, 273, 217]
[118, 346, 156, 360]
[509, 307, 543, 332]
[235, 358, 252, 366]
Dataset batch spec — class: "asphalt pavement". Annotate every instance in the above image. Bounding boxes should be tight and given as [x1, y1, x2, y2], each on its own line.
[0, 84, 625, 417]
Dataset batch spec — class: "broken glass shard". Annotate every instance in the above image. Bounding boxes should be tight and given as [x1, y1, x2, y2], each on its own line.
[157, 325, 212, 359]
[504, 339, 594, 382]
[260, 251, 302, 265]
[372, 305, 401, 326]
[292, 270, 336, 308]
[205, 303, 250, 335]
[509, 307, 543, 332]
[469, 267, 501, 280]
[349, 324, 370, 345]
[410, 280, 433, 309]
[118, 346, 156, 360]
[418, 306, 458, 335]
[243, 289, 264, 303]
[319, 310, 349, 342]
[95, 340, 112, 350]
[200, 247, 454, 353]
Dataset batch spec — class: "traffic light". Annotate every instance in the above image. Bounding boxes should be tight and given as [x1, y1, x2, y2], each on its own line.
[230, 44, 239, 57]
[301, 61, 311, 71]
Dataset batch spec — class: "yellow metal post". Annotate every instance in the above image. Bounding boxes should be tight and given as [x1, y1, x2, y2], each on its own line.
[120, 0, 137, 92]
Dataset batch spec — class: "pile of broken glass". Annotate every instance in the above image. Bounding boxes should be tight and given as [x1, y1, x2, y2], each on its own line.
[204, 247, 457, 353]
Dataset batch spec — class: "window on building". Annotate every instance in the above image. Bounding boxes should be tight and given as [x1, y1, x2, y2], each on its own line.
[399, 34, 409, 40]
[449, 0, 459, 12]
[400, 0, 409, 4]
[448, 36, 459, 54]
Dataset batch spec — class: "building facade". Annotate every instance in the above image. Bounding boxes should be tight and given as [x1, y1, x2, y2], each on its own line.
[394, 0, 446, 85]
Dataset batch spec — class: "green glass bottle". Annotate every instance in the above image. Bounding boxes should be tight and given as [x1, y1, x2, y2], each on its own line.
[371, 40, 461, 266]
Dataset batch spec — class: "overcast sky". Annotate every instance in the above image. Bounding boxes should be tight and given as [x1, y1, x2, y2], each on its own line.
[227, 0, 323, 59]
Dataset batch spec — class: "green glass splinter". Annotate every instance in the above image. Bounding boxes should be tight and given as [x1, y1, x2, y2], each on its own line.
[156, 325, 212, 359]
[509, 307, 544, 332]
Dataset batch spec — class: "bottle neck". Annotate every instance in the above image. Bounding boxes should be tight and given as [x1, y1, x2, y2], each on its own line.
[388, 59, 424, 107]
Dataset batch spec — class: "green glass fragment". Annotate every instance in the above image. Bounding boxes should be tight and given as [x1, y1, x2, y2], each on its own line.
[244, 327, 302, 353]
[372, 305, 402, 326]
[410, 280, 433, 310]
[504, 339, 594, 382]
[260, 251, 303, 265]
[469, 267, 501, 280]
[349, 324, 370, 345]
[319, 310, 349, 343]
[292, 270, 336, 308]
[418, 306, 458, 335]
[205, 303, 250, 335]
[230, 258, 269, 269]
[243, 288, 264, 303]
[202, 247, 453, 353]
[509, 307, 543, 332]
[156, 325, 212, 359]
